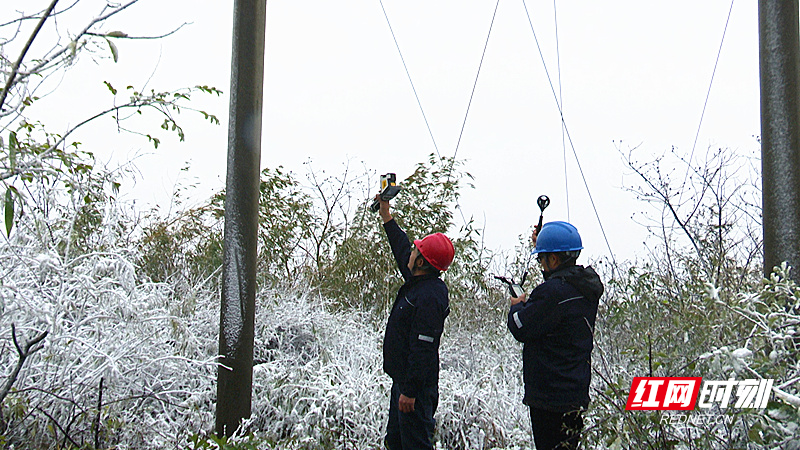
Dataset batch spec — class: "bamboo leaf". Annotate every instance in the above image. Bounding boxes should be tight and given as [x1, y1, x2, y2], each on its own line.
[9, 131, 17, 169]
[4, 188, 13, 237]
[103, 81, 117, 95]
[105, 38, 119, 63]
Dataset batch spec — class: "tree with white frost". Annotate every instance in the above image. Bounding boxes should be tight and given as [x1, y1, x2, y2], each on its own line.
[0, 0, 220, 243]
[0, 1, 221, 447]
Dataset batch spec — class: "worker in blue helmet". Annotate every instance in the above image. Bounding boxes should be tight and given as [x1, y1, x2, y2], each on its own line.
[507, 221, 604, 450]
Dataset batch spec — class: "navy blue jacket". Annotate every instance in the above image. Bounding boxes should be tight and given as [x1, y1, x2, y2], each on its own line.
[382, 219, 450, 398]
[507, 264, 603, 411]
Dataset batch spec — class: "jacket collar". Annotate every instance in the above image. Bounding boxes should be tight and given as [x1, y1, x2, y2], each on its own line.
[405, 272, 440, 287]
[542, 264, 581, 281]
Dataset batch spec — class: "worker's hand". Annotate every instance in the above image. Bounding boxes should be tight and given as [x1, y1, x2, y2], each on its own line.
[531, 228, 539, 247]
[398, 394, 415, 413]
[510, 293, 526, 306]
[376, 194, 392, 223]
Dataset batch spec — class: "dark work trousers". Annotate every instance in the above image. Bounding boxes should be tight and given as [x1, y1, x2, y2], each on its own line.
[384, 382, 439, 450]
[529, 407, 583, 450]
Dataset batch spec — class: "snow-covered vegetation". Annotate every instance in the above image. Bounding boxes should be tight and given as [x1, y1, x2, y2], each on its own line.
[4, 147, 800, 449]
[0, 218, 530, 449]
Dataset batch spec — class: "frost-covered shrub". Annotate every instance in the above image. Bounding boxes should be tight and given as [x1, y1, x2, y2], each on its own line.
[585, 262, 800, 449]
[237, 294, 532, 450]
[437, 326, 530, 450]
[0, 244, 218, 448]
[245, 294, 389, 448]
[0, 236, 536, 449]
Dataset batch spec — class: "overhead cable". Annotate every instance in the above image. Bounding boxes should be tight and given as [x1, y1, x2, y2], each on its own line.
[522, 0, 617, 268]
[378, 0, 442, 159]
[553, 0, 570, 222]
[679, 0, 736, 205]
[452, 0, 502, 162]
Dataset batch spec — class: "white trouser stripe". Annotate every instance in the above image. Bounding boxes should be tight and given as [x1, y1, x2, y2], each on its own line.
[418, 334, 434, 343]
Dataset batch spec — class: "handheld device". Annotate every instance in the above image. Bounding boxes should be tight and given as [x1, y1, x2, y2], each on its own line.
[496, 194, 550, 299]
[494, 275, 526, 298]
[369, 173, 403, 212]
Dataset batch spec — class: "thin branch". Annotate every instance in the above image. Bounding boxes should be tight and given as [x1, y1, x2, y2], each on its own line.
[626, 153, 710, 276]
[0, 0, 80, 29]
[0, 0, 60, 113]
[11, 1, 140, 88]
[93, 377, 104, 449]
[0, 91, 198, 182]
[84, 22, 191, 40]
[33, 403, 81, 448]
[0, 324, 49, 408]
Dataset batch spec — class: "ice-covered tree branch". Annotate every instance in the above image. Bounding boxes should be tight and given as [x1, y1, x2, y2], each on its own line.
[0, 323, 48, 409]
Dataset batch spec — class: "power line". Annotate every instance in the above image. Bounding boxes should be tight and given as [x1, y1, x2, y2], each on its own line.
[378, 0, 496, 231]
[679, 0, 736, 204]
[521, 0, 617, 267]
[379, 0, 611, 263]
[377, 0, 441, 159]
[553, 0, 569, 222]
[452, 0, 501, 162]
[447, 0, 501, 231]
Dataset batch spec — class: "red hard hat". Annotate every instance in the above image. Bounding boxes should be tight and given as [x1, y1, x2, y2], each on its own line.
[414, 233, 455, 272]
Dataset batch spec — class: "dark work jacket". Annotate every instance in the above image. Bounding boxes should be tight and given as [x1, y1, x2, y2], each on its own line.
[507, 264, 604, 412]
[382, 219, 450, 399]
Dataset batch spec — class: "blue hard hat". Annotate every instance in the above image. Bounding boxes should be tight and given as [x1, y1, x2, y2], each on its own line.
[533, 221, 583, 254]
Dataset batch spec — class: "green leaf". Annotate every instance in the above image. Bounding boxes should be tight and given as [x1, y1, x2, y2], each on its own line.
[103, 81, 117, 95]
[4, 188, 13, 237]
[748, 424, 764, 444]
[105, 38, 119, 63]
[105, 30, 128, 38]
[146, 135, 160, 149]
[8, 131, 17, 169]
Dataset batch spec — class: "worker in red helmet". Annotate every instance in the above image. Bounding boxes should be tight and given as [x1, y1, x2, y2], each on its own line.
[376, 194, 454, 450]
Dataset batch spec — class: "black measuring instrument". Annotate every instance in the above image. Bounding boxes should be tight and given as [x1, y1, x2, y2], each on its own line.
[534, 195, 550, 234]
[494, 194, 550, 298]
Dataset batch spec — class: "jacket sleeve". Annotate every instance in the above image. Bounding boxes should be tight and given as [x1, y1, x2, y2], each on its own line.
[400, 291, 448, 398]
[507, 281, 567, 342]
[383, 218, 413, 281]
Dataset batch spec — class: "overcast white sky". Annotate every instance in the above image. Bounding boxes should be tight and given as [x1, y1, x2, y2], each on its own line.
[11, 0, 761, 264]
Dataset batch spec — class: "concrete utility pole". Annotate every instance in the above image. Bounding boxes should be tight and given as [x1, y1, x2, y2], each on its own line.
[759, 0, 800, 284]
[216, 0, 267, 437]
